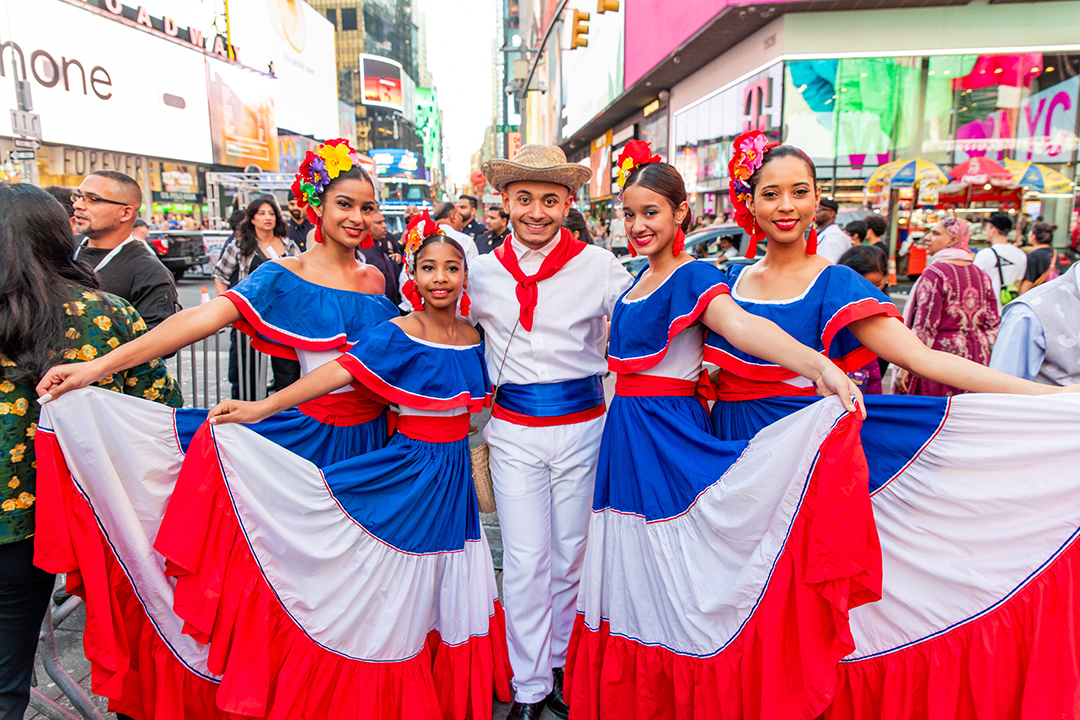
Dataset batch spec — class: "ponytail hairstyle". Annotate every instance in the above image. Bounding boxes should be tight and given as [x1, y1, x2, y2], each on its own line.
[616, 140, 691, 256]
[729, 131, 817, 257]
[1030, 222, 1056, 246]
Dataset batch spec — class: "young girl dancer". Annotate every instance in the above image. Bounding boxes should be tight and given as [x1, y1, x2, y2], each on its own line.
[157, 214, 511, 719]
[565, 141, 882, 719]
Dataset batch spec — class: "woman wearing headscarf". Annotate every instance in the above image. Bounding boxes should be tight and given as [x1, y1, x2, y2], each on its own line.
[896, 217, 999, 396]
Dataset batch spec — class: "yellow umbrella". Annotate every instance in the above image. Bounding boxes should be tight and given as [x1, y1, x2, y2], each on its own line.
[1003, 158, 1074, 193]
[865, 158, 949, 190]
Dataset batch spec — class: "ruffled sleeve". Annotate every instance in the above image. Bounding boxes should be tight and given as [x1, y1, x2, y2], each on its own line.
[704, 264, 900, 379]
[336, 323, 492, 412]
[608, 261, 729, 374]
[223, 263, 398, 360]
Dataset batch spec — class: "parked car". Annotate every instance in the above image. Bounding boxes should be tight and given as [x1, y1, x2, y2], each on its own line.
[147, 230, 210, 280]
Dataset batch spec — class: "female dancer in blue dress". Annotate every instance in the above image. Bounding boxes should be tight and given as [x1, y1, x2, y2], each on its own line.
[705, 131, 1072, 444]
[38, 139, 397, 464]
[566, 141, 883, 720]
[702, 132, 1080, 720]
[167, 215, 511, 719]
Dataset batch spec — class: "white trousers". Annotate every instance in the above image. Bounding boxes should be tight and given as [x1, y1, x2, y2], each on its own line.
[484, 414, 605, 704]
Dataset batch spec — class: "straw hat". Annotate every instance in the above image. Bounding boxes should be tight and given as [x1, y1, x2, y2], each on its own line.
[482, 145, 593, 194]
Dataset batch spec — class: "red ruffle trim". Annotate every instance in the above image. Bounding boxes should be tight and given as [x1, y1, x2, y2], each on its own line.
[564, 412, 882, 719]
[154, 425, 513, 719]
[826, 532, 1080, 720]
[225, 291, 353, 361]
[337, 353, 492, 414]
[33, 431, 229, 720]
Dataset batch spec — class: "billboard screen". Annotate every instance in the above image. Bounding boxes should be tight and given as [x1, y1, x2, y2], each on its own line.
[0, 0, 212, 161]
[360, 54, 404, 111]
[560, 0, 623, 139]
[371, 148, 423, 180]
[206, 57, 278, 170]
[226, 0, 339, 140]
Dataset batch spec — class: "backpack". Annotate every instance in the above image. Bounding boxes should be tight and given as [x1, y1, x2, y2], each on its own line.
[991, 246, 1019, 306]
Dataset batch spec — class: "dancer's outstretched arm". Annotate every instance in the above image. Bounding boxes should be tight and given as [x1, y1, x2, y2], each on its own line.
[702, 293, 865, 416]
[207, 361, 357, 425]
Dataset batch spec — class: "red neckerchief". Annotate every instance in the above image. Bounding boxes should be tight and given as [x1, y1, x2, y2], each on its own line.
[494, 227, 587, 332]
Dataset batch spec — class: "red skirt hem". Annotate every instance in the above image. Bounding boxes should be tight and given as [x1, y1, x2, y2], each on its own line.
[154, 424, 513, 719]
[565, 412, 882, 720]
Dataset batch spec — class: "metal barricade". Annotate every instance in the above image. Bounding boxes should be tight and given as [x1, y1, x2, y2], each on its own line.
[29, 597, 107, 720]
[164, 329, 270, 408]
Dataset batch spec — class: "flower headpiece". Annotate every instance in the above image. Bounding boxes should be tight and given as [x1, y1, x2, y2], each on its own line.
[400, 210, 449, 312]
[616, 139, 662, 189]
[290, 138, 371, 247]
[728, 131, 819, 258]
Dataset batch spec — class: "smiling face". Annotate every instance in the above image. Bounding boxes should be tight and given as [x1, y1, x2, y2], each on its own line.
[502, 180, 574, 249]
[413, 239, 465, 310]
[314, 177, 377, 250]
[622, 184, 688, 258]
[747, 155, 820, 246]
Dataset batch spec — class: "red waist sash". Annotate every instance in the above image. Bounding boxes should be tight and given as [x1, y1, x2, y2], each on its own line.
[395, 414, 471, 442]
[713, 370, 817, 402]
[615, 371, 717, 410]
[297, 389, 386, 427]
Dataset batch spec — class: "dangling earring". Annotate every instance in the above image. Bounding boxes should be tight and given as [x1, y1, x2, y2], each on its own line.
[744, 223, 760, 258]
[804, 227, 818, 256]
[672, 227, 686, 256]
[313, 217, 323, 244]
[460, 285, 471, 316]
[628, 242, 638, 258]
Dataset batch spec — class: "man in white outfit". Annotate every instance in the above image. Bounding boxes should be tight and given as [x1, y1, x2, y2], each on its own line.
[814, 197, 852, 264]
[470, 145, 633, 720]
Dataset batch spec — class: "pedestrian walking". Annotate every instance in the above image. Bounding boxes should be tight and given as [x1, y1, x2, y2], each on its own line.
[561, 208, 592, 244]
[0, 184, 180, 720]
[71, 170, 179, 330]
[813, 197, 851, 263]
[471, 145, 634, 720]
[897, 218, 999, 396]
[973, 212, 1026, 311]
[1018, 221, 1062, 294]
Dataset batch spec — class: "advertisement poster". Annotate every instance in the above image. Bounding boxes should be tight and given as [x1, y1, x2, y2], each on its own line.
[338, 101, 358, 149]
[151, 162, 201, 202]
[206, 58, 278, 170]
[360, 55, 404, 111]
[1017, 76, 1079, 163]
[226, 0, 338, 140]
[278, 133, 319, 174]
[589, 131, 613, 201]
[0, 0, 212, 162]
[560, 0, 623, 140]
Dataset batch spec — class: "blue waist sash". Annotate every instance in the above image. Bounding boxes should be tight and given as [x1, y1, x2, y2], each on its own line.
[495, 376, 605, 417]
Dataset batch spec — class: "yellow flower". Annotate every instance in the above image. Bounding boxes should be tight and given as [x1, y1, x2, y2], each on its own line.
[0, 381, 13, 393]
[11, 398, 27, 416]
[10, 443, 27, 463]
[143, 388, 160, 401]
[0, 354, 15, 367]
[100, 374, 114, 386]
[125, 377, 138, 387]
[82, 291, 97, 302]
[8, 477, 18, 489]
[152, 378, 165, 389]
[77, 345, 98, 361]
[15, 492, 34, 509]
[26, 423, 36, 439]
[132, 318, 147, 332]
[316, 142, 354, 177]
[65, 301, 86, 316]
[107, 337, 120, 349]
[65, 328, 79, 340]
[63, 349, 78, 360]
[0, 403, 9, 415]
[93, 316, 112, 332]
[2, 499, 15, 512]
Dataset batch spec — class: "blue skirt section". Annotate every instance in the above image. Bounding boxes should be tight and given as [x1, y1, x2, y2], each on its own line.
[594, 395, 749, 521]
[711, 395, 949, 491]
[321, 434, 481, 554]
[174, 408, 388, 467]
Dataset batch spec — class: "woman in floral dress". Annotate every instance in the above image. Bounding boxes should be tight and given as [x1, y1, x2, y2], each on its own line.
[0, 183, 180, 719]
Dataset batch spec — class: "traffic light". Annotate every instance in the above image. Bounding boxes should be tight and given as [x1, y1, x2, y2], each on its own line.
[597, 0, 619, 13]
[570, 9, 589, 49]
